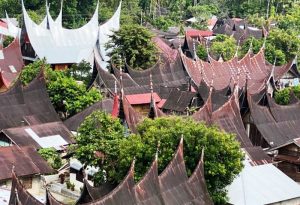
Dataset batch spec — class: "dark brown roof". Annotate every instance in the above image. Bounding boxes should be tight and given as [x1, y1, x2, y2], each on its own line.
[10, 138, 213, 205]
[248, 94, 300, 147]
[76, 180, 115, 204]
[2, 121, 75, 149]
[158, 138, 196, 204]
[192, 87, 212, 124]
[46, 190, 64, 205]
[162, 90, 196, 112]
[93, 161, 137, 205]
[64, 99, 114, 131]
[188, 149, 213, 204]
[212, 88, 253, 148]
[0, 73, 60, 130]
[244, 146, 272, 165]
[135, 156, 164, 205]
[0, 146, 53, 182]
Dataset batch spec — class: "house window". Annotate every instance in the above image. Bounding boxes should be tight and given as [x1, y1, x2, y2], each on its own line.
[21, 177, 32, 189]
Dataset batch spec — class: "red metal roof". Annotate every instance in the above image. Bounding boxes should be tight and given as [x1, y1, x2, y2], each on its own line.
[0, 20, 7, 28]
[157, 99, 166, 108]
[126, 93, 161, 105]
[186, 29, 213, 37]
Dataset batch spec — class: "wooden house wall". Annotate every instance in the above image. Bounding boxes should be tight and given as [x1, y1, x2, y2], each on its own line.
[276, 161, 300, 182]
[132, 104, 150, 116]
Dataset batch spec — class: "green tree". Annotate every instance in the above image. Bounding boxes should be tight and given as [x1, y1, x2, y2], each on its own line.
[152, 16, 176, 31]
[67, 60, 92, 85]
[196, 44, 208, 60]
[21, 59, 50, 86]
[240, 37, 263, 57]
[3, 36, 14, 48]
[38, 148, 63, 170]
[107, 24, 158, 70]
[265, 29, 300, 65]
[75, 111, 128, 185]
[76, 115, 244, 204]
[47, 74, 101, 118]
[20, 60, 101, 119]
[274, 88, 291, 105]
[211, 34, 237, 61]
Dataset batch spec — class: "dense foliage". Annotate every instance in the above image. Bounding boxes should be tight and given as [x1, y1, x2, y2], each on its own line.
[75, 114, 244, 204]
[107, 24, 158, 70]
[38, 148, 63, 170]
[20, 60, 101, 119]
[275, 85, 300, 105]
[274, 88, 291, 105]
[211, 34, 237, 61]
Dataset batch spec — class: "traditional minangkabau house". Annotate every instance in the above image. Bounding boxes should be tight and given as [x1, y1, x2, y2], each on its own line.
[20, 1, 122, 70]
[212, 18, 266, 43]
[9, 138, 214, 205]
[0, 146, 54, 190]
[0, 36, 24, 90]
[0, 73, 59, 130]
[0, 72, 75, 191]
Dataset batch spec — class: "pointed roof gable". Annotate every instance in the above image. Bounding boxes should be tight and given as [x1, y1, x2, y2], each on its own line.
[158, 138, 195, 204]
[135, 156, 164, 205]
[188, 150, 213, 205]
[22, 0, 99, 64]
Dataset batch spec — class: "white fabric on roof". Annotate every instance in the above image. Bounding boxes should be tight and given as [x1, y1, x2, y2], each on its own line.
[98, 1, 122, 69]
[22, 0, 99, 64]
[3, 13, 20, 38]
[227, 160, 300, 205]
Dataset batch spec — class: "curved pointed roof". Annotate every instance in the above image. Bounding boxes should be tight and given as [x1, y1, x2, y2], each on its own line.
[0, 37, 24, 89]
[188, 150, 213, 205]
[158, 138, 196, 204]
[212, 87, 253, 148]
[98, 1, 122, 69]
[192, 87, 212, 124]
[22, 0, 99, 64]
[91, 161, 137, 205]
[0, 72, 60, 130]
[135, 156, 164, 205]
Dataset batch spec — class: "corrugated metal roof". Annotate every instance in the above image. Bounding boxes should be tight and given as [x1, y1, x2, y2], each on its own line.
[227, 160, 300, 205]
[0, 146, 53, 181]
[126, 93, 161, 105]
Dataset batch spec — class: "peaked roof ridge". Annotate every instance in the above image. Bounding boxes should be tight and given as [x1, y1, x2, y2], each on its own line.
[158, 137, 197, 204]
[192, 86, 212, 124]
[188, 149, 214, 205]
[92, 160, 137, 205]
[135, 153, 164, 205]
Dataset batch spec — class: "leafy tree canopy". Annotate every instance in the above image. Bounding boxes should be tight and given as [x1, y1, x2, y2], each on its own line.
[75, 114, 244, 204]
[20, 60, 101, 119]
[210, 34, 237, 61]
[240, 37, 263, 57]
[107, 24, 158, 70]
[265, 29, 300, 65]
[38, 148, 63, 170]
